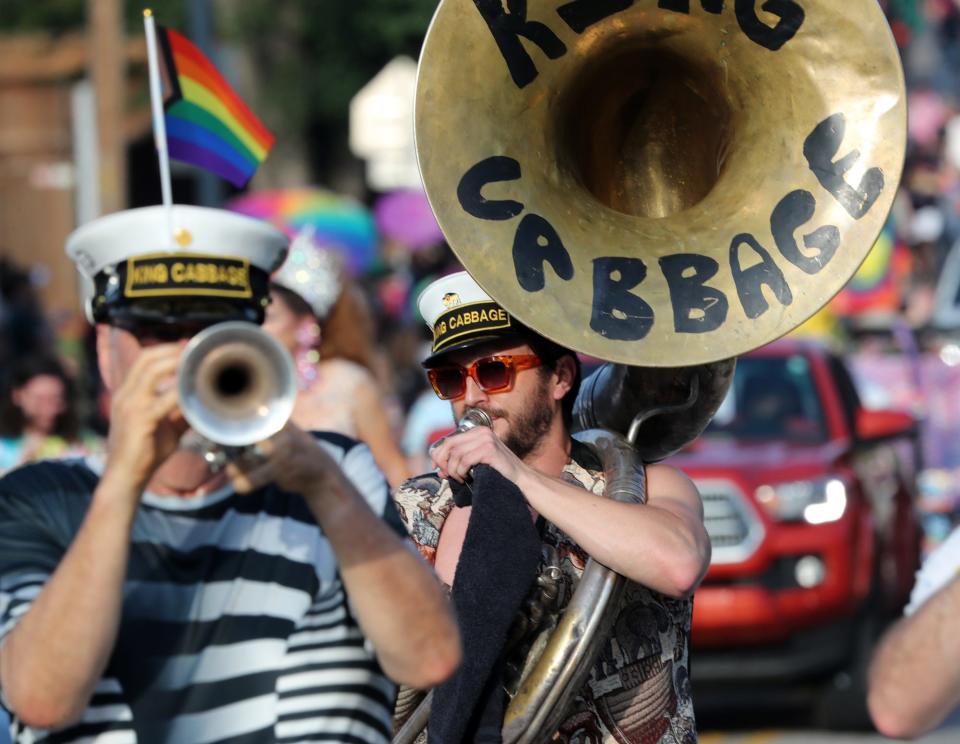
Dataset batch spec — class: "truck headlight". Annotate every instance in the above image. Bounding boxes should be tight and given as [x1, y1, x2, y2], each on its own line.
[755, 478, 847, 524]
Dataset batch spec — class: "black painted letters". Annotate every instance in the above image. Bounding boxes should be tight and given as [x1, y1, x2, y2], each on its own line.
[477, 0, 804, 92]
[803, 113, 884, 220]
[730, 233, 793, 318]
[472, 0, 567, 88]
[658, 0, 724, 14]
[590, 257, 655, 340]
[512, 213, 575, 291]
[734, 0, 804, 51]
[659, 254, 729, 332]
[770, 190, 840, 274]
[457, 156, 525, 221]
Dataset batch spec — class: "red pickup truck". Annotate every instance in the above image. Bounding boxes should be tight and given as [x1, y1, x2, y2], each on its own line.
[669, 338, 921, 728]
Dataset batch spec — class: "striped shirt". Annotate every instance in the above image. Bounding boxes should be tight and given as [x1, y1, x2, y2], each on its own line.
[0, 433, 401, 744]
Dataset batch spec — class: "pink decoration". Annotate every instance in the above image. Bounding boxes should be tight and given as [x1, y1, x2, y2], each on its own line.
[908, 90, 950, 148]
[373, 190, 444, 250]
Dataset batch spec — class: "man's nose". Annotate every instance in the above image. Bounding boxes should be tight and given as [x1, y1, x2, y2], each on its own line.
[462, 375, 488, 407]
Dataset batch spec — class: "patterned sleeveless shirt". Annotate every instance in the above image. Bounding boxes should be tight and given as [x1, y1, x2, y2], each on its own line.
[393, 442, 698, 744]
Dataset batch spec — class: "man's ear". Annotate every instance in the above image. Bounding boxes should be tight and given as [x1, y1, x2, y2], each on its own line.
[95, 324, 117, 392]
[552, 354, 577, 401]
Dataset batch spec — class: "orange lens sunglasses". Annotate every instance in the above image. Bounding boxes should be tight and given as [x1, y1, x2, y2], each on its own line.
[427, 354, 541, 400]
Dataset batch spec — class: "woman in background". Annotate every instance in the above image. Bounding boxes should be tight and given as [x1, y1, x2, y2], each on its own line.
[264, 234, 412, 488]
[0, 355, 98, 474]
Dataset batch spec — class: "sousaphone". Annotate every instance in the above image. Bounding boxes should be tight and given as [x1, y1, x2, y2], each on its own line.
[403, 0, 906, 739]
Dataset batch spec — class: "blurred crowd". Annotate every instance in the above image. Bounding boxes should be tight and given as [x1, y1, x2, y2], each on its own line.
[858, 0, 960, 336]
[5, 1, 960, 481]
[0, 193, 466, 479]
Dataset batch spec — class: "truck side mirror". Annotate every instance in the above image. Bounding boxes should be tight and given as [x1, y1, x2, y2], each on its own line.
[855, 408, 917, 442]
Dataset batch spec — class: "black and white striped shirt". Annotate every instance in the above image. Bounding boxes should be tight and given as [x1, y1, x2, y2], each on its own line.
[0, 433, 401, 744]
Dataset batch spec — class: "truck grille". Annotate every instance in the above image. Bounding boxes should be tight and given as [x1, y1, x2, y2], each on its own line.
[695, 479, 765, 564]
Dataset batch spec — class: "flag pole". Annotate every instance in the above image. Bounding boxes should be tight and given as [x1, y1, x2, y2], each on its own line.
[143, 9, 175, 242]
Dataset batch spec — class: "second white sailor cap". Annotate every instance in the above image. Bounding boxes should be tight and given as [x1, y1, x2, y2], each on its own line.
[417, 271, 526, 365]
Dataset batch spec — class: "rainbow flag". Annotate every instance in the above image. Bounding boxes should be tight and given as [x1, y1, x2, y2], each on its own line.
[157, 26, 274, 187]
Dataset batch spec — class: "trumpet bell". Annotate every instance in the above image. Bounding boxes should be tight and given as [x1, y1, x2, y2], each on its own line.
[178, 321, 296, 448]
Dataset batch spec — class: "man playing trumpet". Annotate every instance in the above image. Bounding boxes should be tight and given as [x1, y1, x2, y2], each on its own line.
[0, 206, 459, 744]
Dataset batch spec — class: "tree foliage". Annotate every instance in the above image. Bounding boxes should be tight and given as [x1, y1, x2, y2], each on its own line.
[0, 0, 185, 35]
[226, 0, 437, 131]
[0, 0, 435, 129]
[0, 0, 439, 184]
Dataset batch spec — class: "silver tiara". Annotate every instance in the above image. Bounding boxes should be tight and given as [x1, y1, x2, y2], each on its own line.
[272, 226, 342, 319]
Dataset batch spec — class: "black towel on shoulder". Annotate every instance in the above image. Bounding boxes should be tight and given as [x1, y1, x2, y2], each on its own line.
[427, 464, 542, 744]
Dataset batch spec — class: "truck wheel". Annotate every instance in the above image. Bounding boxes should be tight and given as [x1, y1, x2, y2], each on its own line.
[811, 613, 878, 731]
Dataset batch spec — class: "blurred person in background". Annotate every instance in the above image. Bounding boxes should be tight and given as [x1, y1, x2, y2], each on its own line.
[0, 355, 99, 475]
[264, 232, 412, 488]
[401, 382, 455, 474]
[868, 525, 960, 738]
[0, 258, 53, 362]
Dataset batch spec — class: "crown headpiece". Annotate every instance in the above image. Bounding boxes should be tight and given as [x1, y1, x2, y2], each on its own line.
[272, 226, 342, 319]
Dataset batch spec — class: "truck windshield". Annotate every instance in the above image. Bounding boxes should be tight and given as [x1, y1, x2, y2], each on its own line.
[705, 355, 829, 444]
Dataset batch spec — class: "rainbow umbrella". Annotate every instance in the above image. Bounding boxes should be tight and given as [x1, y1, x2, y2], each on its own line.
[228, 187, 379, 275]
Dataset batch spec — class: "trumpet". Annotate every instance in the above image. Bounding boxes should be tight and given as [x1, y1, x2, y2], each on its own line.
[177, 321, 296, 466]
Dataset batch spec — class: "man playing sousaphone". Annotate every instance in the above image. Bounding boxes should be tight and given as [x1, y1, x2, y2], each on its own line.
[405, 0, 909, 737]
[394, 271, 710, 743]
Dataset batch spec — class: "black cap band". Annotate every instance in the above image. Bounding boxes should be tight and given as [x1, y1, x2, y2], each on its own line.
[432, 300, 514, 353]
[91, 253, 270, 325]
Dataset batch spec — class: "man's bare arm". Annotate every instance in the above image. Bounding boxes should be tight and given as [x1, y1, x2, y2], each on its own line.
[868, 574, 960, 739]
[306, 473, 460, 689]
[516, 463, 710, 598]
[430, 426, 710, 598]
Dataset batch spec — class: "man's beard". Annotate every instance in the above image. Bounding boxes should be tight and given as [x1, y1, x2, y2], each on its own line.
[482, 375, 555, 461]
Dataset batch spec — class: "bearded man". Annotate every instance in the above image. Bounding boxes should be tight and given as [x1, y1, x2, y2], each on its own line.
[393, 271, 711, 744]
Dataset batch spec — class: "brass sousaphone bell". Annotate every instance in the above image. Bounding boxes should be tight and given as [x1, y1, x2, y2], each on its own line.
[416, 0, 905, 367]
[405, 0, 906, 740]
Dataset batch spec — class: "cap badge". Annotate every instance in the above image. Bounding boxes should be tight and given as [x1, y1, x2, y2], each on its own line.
[174, 227, 194, 247]
[442, 292, 461, 308]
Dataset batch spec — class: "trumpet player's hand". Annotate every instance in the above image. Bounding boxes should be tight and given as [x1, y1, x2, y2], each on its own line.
[226, 422, 342, 498]
[102, 344, 188, 494]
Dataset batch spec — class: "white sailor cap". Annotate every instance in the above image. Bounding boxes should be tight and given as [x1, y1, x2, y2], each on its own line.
[65, 205, 288, 325]
[417, 271, 525, 365]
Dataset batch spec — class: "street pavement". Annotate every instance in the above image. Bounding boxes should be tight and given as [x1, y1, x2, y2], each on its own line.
[699, 708, 960, 743]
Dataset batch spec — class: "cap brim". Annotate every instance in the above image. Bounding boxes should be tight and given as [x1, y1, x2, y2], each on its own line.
[104, 298, 261, 327]
[422, 330, 527, 367]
